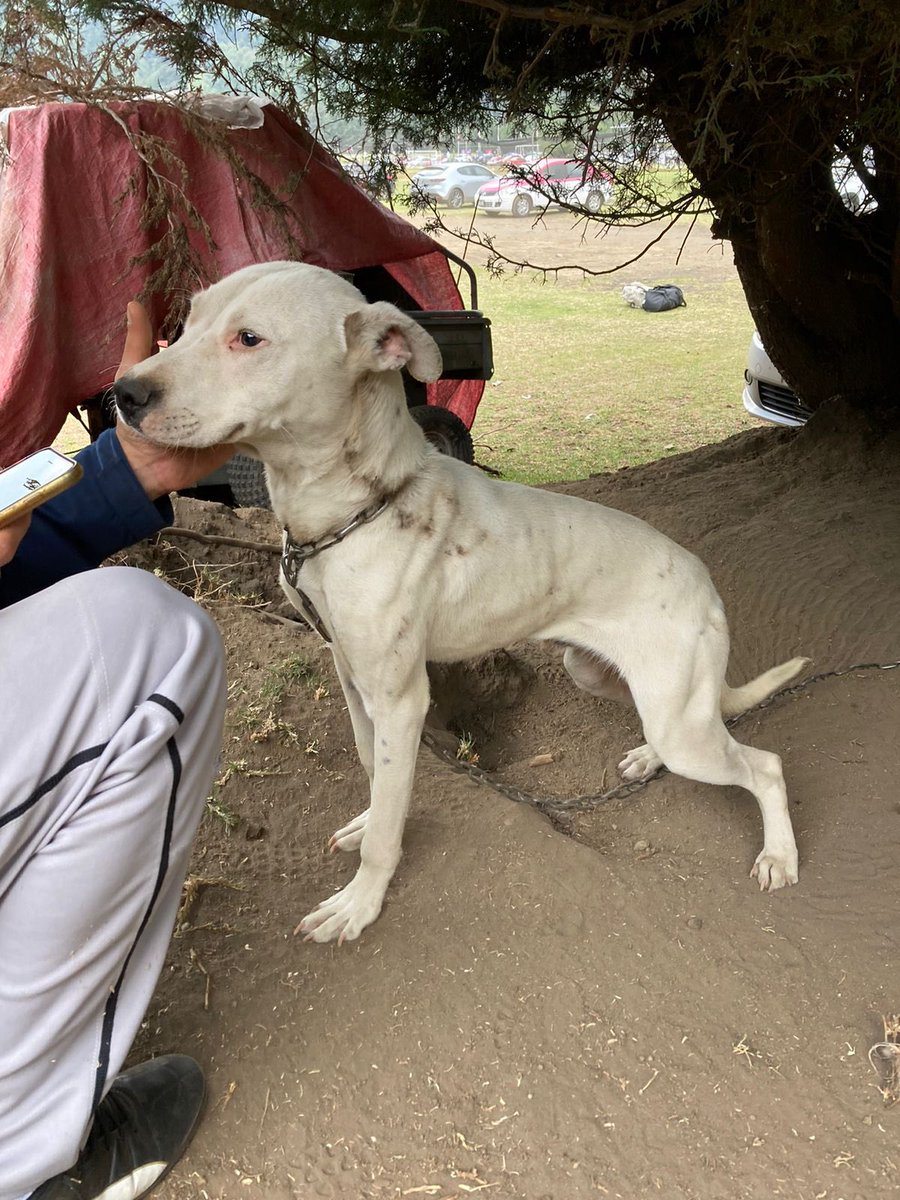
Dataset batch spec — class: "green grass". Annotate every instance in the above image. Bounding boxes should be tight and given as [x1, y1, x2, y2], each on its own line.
[469, 269, 757, 483]
[54, 414, 91, 456]
[396, 163, 757, 483]
[258, 653, 329, 705]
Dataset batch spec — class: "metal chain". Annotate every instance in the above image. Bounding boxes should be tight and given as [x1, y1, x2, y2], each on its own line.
[421, 659, 900, 817]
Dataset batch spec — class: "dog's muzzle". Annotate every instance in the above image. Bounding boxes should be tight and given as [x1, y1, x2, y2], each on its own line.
[113, 377, 162, 427]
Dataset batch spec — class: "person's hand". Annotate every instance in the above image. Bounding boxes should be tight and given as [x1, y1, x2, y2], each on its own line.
[114, 301, 236, 500]
[0, 513, 31, 567]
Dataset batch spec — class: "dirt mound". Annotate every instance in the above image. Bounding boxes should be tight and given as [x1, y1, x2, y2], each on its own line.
[126, 409, 899, 1200]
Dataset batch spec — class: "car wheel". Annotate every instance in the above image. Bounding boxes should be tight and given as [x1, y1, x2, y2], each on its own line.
[511, 193, 533, 217]
[409, 405, 474, 464]
[447, 187, 465, 209]
[584, 189, 604, 214]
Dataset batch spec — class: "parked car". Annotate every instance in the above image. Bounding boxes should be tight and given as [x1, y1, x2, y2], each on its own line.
[475, 157, 612, 217]
[411, 162, 498, 207]
[742, 331, 813, 427]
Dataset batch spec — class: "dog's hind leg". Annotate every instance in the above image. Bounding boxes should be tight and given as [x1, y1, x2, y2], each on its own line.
[621, 637, 798, 891]
[560, 644, 665, 781]
[328, 649, 374, 854]
[619, 654, 809, 785]
[561, 643, 671, 786]
[618, 741, 664, 782]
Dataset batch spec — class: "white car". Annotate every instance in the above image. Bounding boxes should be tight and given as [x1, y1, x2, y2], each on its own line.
[742, 331, 813, 427]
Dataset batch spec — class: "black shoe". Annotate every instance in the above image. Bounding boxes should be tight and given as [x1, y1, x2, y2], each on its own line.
[30, 1055, 206, 1199]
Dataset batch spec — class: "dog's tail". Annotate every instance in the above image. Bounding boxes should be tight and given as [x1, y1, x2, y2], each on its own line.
[721, 656, 811, 719]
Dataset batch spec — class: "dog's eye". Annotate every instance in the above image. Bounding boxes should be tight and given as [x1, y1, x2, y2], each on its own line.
[228, 329, 269, 353]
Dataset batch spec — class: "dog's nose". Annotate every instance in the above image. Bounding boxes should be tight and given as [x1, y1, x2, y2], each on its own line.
[113, 377, 161, 424]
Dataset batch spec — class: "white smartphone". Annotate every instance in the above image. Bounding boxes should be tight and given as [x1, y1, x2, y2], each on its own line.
[0, 447, 84, 529]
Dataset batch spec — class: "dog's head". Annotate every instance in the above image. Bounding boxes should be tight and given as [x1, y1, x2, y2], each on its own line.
[113, 261, 443, 455]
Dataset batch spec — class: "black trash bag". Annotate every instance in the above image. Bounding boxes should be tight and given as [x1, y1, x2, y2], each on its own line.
[641, 284, 687, 312]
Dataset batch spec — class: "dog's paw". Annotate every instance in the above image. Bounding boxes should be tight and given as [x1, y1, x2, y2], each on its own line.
[329, 809, 369, 854]
[750, 848, 799, 892]
[618, 743, 663, 782]
[298, 868, 388, 944]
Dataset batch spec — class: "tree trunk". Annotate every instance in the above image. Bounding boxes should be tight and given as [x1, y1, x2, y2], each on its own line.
[641, 41, 900, 425]
[723, 194, 900, 422]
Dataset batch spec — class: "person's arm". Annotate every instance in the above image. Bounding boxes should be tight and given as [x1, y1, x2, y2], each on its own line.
[0, 429, 175, 607]
[0, 302, 234, 609]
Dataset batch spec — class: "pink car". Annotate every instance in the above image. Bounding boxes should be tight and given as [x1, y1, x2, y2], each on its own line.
[476, 157, 613, 217]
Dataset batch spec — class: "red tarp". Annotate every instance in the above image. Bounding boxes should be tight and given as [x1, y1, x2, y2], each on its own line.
[0, 100, 482, 467]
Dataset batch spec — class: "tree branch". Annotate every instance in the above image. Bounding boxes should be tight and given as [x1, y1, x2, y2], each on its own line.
[454, 0, 712, 37]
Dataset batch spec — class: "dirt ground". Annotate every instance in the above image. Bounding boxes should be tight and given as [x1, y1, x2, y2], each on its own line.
[422, 188, 742, 287]
[121, 215, 899, 1200]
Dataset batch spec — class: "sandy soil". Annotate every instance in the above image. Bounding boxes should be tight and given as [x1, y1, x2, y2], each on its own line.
[116, 213, 900, 1200]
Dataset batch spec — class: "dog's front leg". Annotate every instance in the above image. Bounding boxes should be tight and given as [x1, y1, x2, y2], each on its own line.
[328, 648, 375, 855]
[299, 662, 430, 943]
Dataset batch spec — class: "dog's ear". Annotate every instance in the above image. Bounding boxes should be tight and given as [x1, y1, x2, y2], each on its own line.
[344, 303, 443, 382]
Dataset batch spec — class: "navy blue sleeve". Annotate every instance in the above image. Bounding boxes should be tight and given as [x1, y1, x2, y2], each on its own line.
[0, 430, 173, 608]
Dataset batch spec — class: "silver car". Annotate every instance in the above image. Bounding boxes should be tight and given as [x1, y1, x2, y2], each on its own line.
[411, 162, 498, 207]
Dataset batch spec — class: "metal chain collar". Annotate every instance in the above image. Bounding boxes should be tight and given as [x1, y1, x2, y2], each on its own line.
[281, 498, 390, 585]
[421, 660, 900, 817]
[280, 499, 391, 644]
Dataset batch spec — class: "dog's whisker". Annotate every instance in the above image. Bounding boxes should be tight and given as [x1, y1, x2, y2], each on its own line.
[276, 422, 298, 445]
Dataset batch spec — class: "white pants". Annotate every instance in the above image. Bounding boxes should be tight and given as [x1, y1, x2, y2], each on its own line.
[0, 567, 226, 1198]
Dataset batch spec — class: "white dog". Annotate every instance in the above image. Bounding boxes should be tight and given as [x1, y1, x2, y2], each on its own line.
[115, 261, 808, 943]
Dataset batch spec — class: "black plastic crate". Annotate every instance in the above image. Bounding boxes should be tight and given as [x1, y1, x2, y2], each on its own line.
[409, 310, 494, 380]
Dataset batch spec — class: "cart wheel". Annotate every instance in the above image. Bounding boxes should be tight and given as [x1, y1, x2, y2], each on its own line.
[409, 405, 474, 464]
[227, 454, 271, 508]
